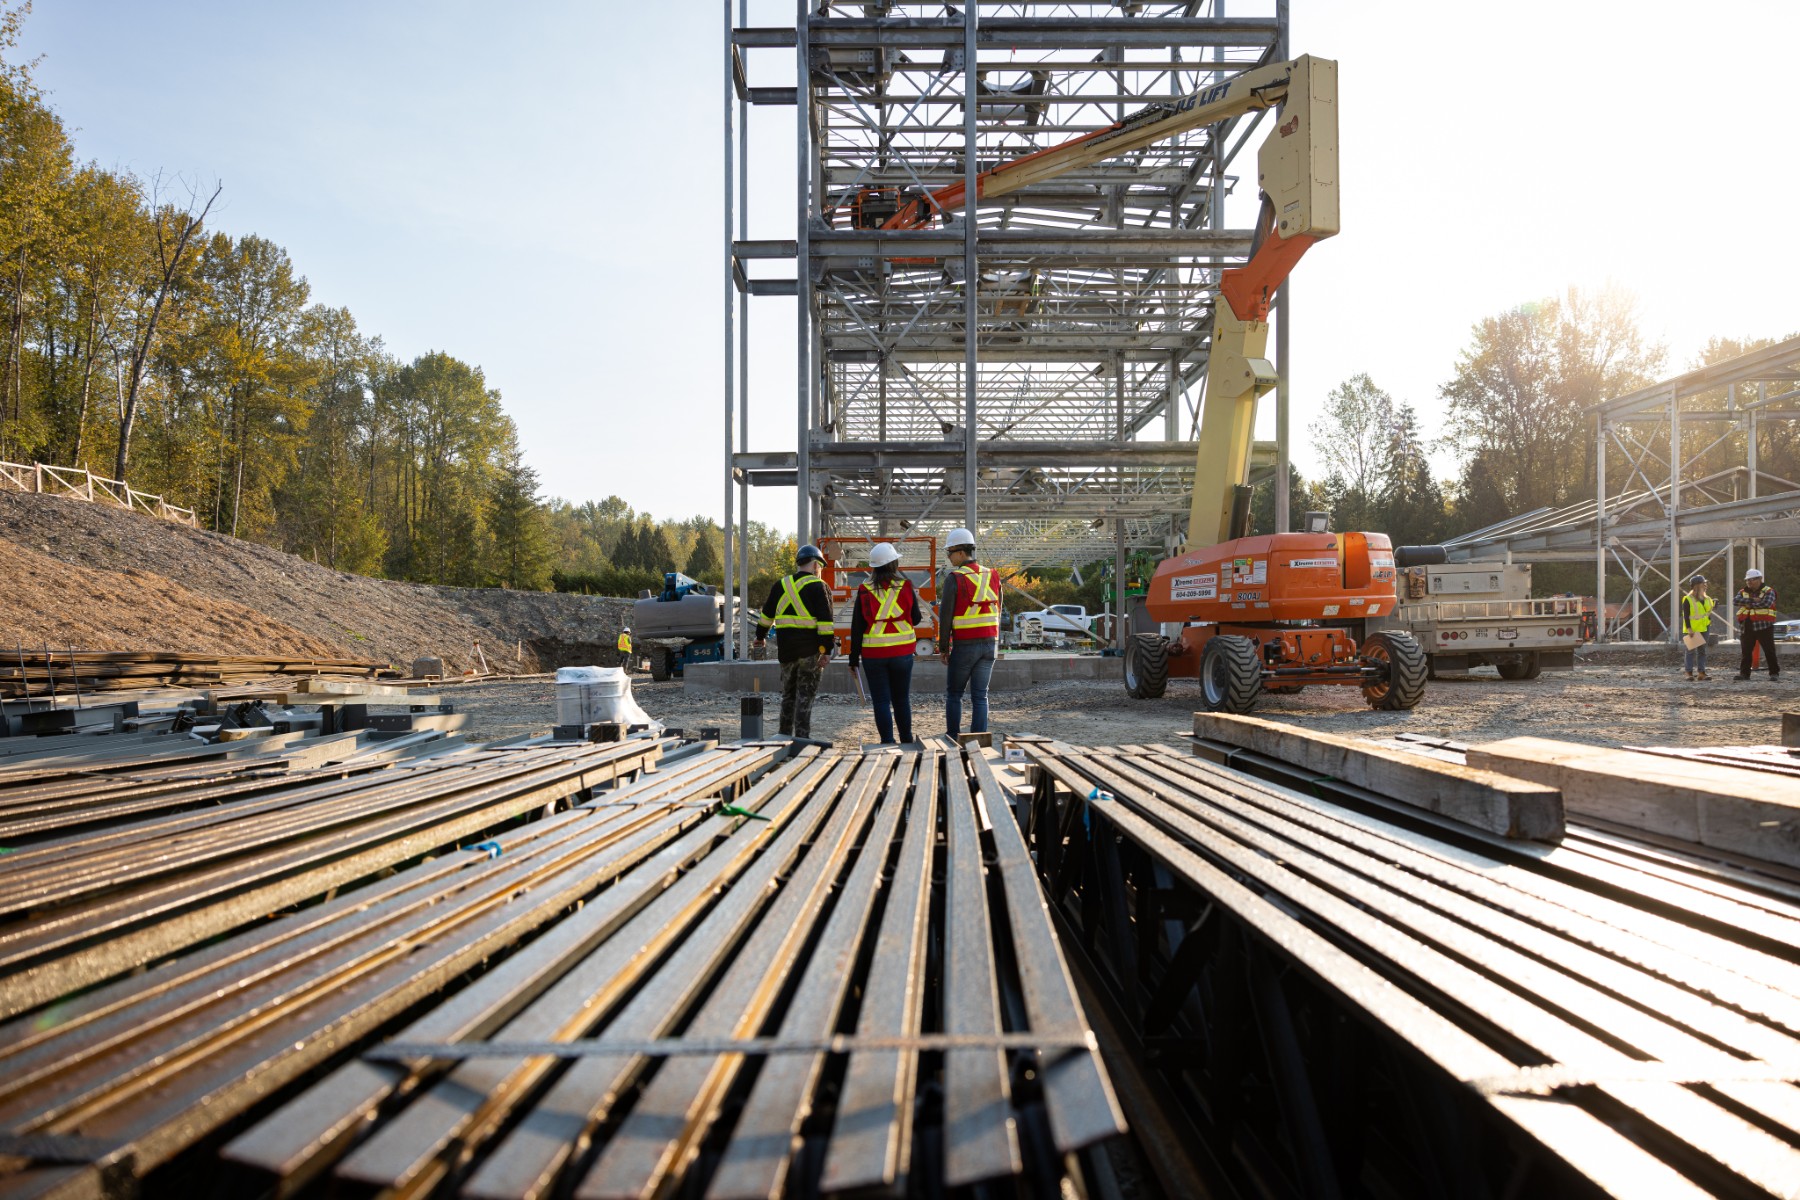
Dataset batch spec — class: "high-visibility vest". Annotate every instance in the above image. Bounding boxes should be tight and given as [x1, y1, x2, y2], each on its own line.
[617, 631, 632, 653]
[859, 581, 917, 655]
[765, 572, 836, 634]
[1738, 585, 1778, 622]
[1681, 594, 1715, 633]
[950, 564, 1001, 637]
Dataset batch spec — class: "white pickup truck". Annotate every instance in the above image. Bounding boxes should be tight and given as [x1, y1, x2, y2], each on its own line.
[1011, 604, 1092, 646]
[1368, 562, 1586, 680]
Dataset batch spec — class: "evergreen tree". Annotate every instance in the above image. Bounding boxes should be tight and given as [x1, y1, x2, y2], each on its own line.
[487, 440, 553, 589]
[685, 529, 720, 578]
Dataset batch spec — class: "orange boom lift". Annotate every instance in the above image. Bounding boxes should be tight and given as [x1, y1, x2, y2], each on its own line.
[848, 54, 1427, 713]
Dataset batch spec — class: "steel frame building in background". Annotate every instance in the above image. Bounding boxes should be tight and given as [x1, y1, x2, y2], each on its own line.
[722, 1, 1290, 657]
[1442, 336, 1800, 642]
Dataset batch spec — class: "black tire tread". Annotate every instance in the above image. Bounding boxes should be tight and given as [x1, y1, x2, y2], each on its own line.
[1124, 633, 1171, 699]
[1364, 631, 1427, 710]
[1201, 635, 1262, 714]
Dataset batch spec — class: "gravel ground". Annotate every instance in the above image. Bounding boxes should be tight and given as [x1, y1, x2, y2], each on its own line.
[447, 657, 1796, 749]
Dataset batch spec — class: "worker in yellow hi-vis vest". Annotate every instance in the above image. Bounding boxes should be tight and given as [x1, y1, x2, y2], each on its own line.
[616, 625, 632, 670]
[753, 544, 837, 739]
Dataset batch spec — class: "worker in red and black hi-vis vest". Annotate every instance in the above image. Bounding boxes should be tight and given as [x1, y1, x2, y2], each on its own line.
[936, 527, 1002, 736]
[849, 542, 922, 745]
[1735, 566, 1781, 681]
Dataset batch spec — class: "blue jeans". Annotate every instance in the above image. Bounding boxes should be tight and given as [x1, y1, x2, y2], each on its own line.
[861, 654, 914, 744]
[1684, 643, 1708, 674]
[945, 639, 997, 735]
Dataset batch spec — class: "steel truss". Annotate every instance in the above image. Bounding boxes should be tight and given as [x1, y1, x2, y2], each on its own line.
[1441, 336, 1800, 641]
[723, 2, 1291, 655]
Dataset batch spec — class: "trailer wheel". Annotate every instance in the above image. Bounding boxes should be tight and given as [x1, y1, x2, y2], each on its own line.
[1200, 635, 1262, 714]
[1496, 653, 1541, 681]
[650, 648, 674, 682]
[1123, 634, 1170, 699]
[1362, 631, 1428, 711]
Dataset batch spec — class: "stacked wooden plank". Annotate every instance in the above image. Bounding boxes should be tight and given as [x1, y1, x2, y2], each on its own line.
[0, 745, 1122, 1200]
[1024, 739, 1800, 1199]
[0, 651, 390, 699]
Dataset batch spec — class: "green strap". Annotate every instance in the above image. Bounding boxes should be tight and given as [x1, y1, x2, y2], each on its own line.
[719, 803, 770, 822]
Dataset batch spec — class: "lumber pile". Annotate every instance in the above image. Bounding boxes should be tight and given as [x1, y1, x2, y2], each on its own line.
[1192, 712, 1565, 839]
[0, 650, 391, 699]
[1466, 737, 1800, 870]
[1024, 739, 1800, 1199]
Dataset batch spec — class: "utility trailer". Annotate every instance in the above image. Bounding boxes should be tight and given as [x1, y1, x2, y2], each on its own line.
[1370, 562, 1585, 680]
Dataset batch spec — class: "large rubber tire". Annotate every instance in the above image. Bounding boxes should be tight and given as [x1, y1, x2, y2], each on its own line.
[1200, 635, 1262, 714]
[1123, 633, 1170, 699]
[1496, 653, 1542, 681]
[649, 648, 674, 682]
[1362, 631, 1428, 711]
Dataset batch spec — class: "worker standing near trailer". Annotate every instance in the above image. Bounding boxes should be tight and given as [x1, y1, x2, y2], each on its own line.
[1735, 567, 1780, 681]
[938, 527, 1002, 736]
[849, 542, 921, 745]
[616, 625, 633, 671]
[753, 544, 837, 738]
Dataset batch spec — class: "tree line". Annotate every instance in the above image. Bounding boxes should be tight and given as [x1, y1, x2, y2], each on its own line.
[1291, 288, 1795, 598]
[0, 7, 566, 588]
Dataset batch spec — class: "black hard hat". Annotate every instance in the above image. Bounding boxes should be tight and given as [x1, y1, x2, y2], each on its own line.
[796, 544, 825, 566]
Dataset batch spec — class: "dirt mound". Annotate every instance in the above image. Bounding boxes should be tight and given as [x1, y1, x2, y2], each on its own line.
[0, 492, 634, 672]
[0, 539, 352, 659]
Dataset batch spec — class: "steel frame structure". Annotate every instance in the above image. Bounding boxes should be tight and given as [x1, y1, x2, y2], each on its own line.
[723, 1, 1291, 657]
[1441, 336, 1800, 642]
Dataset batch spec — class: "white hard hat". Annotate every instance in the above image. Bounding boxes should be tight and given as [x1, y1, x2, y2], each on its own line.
[1747, 567, 1764, 579]
[868, 542, 901, 568]
[946, 527, 976, 551]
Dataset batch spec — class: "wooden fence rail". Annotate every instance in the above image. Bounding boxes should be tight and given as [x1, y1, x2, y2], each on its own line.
[0, 460, 199, 527]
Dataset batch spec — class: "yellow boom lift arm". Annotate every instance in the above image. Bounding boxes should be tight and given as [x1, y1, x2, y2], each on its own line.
[872, 56, 1339, 545]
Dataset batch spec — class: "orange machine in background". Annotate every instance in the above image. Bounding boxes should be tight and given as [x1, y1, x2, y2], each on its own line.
[816, 537, 941, 657]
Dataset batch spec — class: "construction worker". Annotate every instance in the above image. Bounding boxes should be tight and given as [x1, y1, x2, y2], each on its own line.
[616, 625, 633, 670]
[1680, 574, 1714, 681]
[849, 542, 921, 745]
[1735, 566, 1780, 681]
[937, 527, 1002, 736]
[753, 544, 837, 738]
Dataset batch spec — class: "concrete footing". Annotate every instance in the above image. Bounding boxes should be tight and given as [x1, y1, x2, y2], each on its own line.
[681, 652, 1117, 695]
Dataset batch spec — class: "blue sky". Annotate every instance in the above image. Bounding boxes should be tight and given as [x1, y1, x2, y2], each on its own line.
[19, 1, 1800, 529]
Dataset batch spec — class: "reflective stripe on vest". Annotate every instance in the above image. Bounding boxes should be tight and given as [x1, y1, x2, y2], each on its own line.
[861, 582, 916, 649]
[1682, 595, 1714, 633]
[951, 564, 1000, 634]
[770, 573, 835, 634]
[1739, 586, 1777, 621]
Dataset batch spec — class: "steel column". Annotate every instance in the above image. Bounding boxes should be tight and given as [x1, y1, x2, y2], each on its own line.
[962, 0, 979, 533]
[795, 0, 812, 543]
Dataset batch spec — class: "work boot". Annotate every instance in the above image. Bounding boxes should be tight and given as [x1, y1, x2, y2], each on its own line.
[1685, 671, 1694, 681]
[1697, 671, 1710, 680]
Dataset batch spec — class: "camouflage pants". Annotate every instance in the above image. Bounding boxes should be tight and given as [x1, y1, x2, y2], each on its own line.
[779, 654, 824, 739]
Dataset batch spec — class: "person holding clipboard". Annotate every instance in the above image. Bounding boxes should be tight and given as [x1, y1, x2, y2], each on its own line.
[1680, 574, 1715, 681]
[848, 542, 921, 745]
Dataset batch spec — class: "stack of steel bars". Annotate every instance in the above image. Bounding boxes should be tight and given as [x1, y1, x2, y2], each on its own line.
[0, 651, 390, 699]
[0, 744, 1123, 1198]
[0, 734, 680, 1018]
[1024, 740, 1800, 1200]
